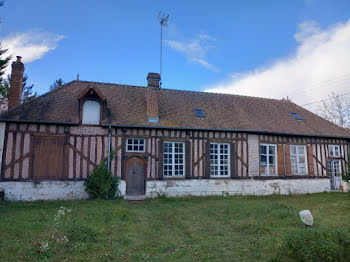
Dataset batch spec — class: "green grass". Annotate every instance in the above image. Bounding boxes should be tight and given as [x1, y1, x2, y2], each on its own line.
[0, 193, 349, 261]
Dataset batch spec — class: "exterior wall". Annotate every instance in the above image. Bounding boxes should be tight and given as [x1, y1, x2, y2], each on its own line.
[0, 180, 126, 201]
[258, 134, 349, 177]
[1, 123, 348, 181]
[0, 178, 335, 201]
[0, 122, 348, 200]
[147, 178, 331, 197]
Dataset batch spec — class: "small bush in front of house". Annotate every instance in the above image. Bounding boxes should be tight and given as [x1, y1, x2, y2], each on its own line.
[84, 150, 120, 199]
[272, 227, 350, 262]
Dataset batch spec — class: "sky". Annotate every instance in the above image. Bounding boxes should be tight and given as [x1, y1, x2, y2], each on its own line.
[1, 0, 350, 113]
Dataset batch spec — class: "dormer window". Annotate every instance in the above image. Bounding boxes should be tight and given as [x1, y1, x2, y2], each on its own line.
[77, 85, 107, 125]
[82, 100, 101, 125]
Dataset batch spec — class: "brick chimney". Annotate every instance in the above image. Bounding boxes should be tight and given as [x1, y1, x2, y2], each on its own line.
[8, 56, 24, 109]
[146, 72, 160, 123]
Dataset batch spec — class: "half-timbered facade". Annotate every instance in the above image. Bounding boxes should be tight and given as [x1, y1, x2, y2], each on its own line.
[0, 57, 349, 200]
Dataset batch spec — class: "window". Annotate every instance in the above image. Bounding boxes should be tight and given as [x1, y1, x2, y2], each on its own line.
[126, 138, 145, 152]
[328, 160, 341, 177]
[210, 143, 230, 177]
[290, 145, 308, 175]
[260, 144, 277, 175]
[291, 112, 302, 120]
[194, 109, 206, 118]
[82, 100, 100, 125]
[328, 145, 340, 157]
[163, 142, 185, 177]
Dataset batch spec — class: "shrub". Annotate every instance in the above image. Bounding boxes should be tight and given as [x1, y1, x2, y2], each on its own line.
[273, 227, 350, 262]
[84, 150, 120, 199]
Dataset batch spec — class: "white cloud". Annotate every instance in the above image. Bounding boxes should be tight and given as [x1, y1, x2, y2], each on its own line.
[1, 30, 64, 74]
[166, 34, 219, 72]
[205, 19, 350, 112]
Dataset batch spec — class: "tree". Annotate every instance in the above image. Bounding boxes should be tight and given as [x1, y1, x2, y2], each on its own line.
[318, 92, 350, 129]
[50, 78, 65, 91]
[0, 74, 37, 104]
[0, 1, 11, 83]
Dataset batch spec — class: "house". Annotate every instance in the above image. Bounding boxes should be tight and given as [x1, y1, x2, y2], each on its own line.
[0, 56, 349, 200]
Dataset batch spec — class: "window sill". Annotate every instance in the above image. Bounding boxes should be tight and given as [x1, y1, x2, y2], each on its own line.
[162, 176, 186, 180]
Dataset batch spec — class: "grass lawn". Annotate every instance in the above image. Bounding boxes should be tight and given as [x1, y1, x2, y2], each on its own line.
[0, 193, 349, 261]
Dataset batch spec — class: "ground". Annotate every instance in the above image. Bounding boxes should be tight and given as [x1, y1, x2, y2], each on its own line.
[0, 193, 349, 261]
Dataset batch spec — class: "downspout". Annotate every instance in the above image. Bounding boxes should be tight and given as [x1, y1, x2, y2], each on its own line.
[283, 144, 287, 176]
[107, 125, 111, 171]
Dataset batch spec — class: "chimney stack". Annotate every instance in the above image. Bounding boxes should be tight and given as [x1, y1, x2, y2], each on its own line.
[8, 56, 24, 109]
[146, 72, 160, 123]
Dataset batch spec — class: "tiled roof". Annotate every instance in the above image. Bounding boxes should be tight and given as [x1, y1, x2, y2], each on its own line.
[1, 80, 349, 138]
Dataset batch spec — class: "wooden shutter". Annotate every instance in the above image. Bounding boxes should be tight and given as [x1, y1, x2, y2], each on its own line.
[307, 145, 314, 176]
[158, 140, 163, 179]
[277, 144, 285, 176]
[205, 141, 211, 178]
[230, 143, 236, 178]
[185, 141, 191, 178]
[285, 144, 292, 176]
[33, 135, 64, 179]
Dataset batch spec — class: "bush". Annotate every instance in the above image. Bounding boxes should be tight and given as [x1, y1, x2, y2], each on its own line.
[84, 150, 120, 199]
[273, 227, 350, 262]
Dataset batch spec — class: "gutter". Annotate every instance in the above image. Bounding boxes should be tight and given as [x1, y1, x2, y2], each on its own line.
[0, 119, 79, 126]
[101, 123, 350, 140]
[0, 119, 348, 140]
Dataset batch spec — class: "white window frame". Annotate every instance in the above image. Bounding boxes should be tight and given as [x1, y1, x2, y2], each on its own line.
[126, 138, 146, 153]
[328, 159, 341, 177]
[290, 145, 308, 175]
[260, 144, 278, 176]
[163, 141, 185, 177]
[210, 142, 230, 178]
[328, 145, 340, 157]
[82, 100, 101, 125]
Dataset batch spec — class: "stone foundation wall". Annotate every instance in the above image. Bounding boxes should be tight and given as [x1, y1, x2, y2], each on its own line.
[0, 180, 126, 201]
[146, 178, 333, 197]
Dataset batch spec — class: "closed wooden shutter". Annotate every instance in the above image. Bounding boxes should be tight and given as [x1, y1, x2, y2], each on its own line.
[158, 140, 163, 179]
[277, 144, 285, 176]
[205, 141, 211, 178]
[307, 145, 314, 176]
[230, 143, 236, 178]
[33, 135, 64, 179]
[285, 144, 292, 176]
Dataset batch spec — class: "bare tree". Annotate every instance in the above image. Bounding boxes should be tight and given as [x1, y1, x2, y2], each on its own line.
[318, 92, 350, 128]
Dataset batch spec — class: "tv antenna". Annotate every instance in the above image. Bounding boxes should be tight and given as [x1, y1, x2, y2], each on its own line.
[158, 12, 169, 86]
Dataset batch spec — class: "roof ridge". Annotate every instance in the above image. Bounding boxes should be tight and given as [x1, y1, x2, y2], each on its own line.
[79, 80, 286, 103]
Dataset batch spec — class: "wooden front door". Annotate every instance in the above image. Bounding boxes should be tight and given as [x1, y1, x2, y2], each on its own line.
[126, 157, 145, 195]
[33, 135, 65, 179]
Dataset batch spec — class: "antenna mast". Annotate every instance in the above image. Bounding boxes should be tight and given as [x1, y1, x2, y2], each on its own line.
[158, 12, 169, 86]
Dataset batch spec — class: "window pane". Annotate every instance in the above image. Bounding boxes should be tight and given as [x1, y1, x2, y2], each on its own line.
[297, 146, 305, 155]
[210, 143, 230, 177]
[163, 142, 184, 177]
[269, 165, 276, 174]
[269, 146, 275, 155]
[261, 155, 267, 164]
[260, 145, 266, 154]
[269, 155, 275, 165]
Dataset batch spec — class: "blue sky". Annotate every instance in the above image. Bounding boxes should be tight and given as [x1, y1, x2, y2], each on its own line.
[1, 0, 350, 110]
